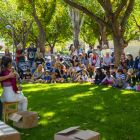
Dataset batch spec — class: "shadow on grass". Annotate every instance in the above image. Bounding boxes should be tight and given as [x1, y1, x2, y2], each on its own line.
[4, 83, 140, 140]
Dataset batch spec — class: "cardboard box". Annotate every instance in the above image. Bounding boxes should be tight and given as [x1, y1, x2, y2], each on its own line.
[8, 110, 38, 129]
[54, 126, 100, 140]
[0, 121, 20, 140]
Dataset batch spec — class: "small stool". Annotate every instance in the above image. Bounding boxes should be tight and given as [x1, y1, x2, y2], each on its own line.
[2, 102, 18, 123]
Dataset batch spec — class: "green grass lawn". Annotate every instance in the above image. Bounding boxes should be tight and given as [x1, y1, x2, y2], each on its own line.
[1, 83, 140, 140]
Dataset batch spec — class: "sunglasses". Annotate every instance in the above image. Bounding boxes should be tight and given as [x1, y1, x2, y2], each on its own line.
[58, 66, 61, 67]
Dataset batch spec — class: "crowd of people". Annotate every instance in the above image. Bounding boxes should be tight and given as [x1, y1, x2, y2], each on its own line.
[0, 43, 140, 114]
[2, 43, 140, 89]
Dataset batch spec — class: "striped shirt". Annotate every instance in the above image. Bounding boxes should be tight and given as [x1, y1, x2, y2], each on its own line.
[116, 74, 125, 80]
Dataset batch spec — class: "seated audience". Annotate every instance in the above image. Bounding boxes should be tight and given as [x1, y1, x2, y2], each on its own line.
[55, 63, 65, 83]
[134, 50, 140, 82]
[78, 53, 83, 62]
[103, 52, 112, 70]
[120, 66, 132, 89]
[101, 71, 114, 85]
[112, 69, 125, 87]
[120, 53, 127, 68]
[31, 52, 45, 75]
[50, 55, 56, 72]
[32, 64, 44, 83]
[126, 54, 135, 85]
[51, 72, 56, 84]
[101, 44, 112, 57]
[94, 68, 106, 84]
[97, 45, 101, 57]
[76, 45, 83, 57]
[43, 70, 51, 83]
[22, 69, 32, 83]
[35, 47, 43, 58]
[46, 57, 51, 71]
[75, 70, 88, 83]
[54, 58, 60, 68]
[81, 53, 89, 68]
[88, 51, 100, 74]
[69, 46, 77, 56]
[57, 53, 63, 62]
[87, 45, 93, 58]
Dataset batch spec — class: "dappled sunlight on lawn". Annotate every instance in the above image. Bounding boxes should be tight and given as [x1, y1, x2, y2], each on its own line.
[43, 112, 55, 117]
[101, 86, 112, 91]
[69, 92, 92, 101]
[93, 105, 103, 110]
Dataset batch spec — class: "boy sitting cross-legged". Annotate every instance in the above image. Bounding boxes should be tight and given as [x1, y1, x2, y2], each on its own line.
[43, 70, 51, 83]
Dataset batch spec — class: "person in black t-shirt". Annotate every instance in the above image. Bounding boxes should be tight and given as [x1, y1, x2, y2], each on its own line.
[31, 52, 45, 75]
[22, 69, 32, 83]
[27, 43, 37, 68]
[55, 63, 65, 83]
[57, 53, 63, 62]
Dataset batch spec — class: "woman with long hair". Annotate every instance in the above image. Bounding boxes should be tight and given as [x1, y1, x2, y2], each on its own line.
[119, 66, 132, 89]
[4, 49, 12, 59]
[81, 53, 89, 67]
[120, 53, 127, 68]
[126, 54, 135, 85]
[1, 56, 27, 111]
[32, 64, 44, 83]
[69, 46, 77, 56]
[55, 63, 65, 83]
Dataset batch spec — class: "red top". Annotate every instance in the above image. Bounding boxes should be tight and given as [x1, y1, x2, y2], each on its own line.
[1, 70, 18, 93]
[92, 57, 96, 66]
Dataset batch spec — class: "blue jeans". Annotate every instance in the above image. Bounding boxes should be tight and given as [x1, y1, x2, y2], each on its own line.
[28, 60, 35, 68]
[136, 71, 140, 82]
[31, 68, 36, 75]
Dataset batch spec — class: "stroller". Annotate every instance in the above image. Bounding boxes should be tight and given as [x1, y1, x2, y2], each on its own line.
[17, 61, 30, 79]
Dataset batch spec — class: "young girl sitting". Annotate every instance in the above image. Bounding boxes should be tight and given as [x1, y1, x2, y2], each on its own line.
[112, 69, 125, 87]
[32, 64, 44, 83]
[101, 71, 114, 85]
[51, 71, 56, 84]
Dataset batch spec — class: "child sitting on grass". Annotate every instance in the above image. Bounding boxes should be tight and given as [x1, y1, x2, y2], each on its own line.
[75, 70, 88, 83]
[43, 70, 51, 83]
[70, 71, 77, 82]
[94, 68, 106, 84]
[112, 69, 125, 87]
[101, 71, 114, 85]
[22, 69, 32, 83]
[51, 71, 56, 84]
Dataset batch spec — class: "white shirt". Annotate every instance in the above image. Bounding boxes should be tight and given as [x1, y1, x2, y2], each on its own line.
[81, 74, 88, 81]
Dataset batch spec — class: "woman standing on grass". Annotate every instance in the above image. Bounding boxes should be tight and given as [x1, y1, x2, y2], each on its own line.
[32, 64, 44, 83]
[1, 56, 27, 111]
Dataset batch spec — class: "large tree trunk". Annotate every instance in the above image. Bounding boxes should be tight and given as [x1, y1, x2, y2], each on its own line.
[38, 29, 46, 57]
[97, 35, 102, 47]
[51, 46, 53, 54]
[113, 36, 123, 67]
[68, 7, 85, 49]
[73, 31, 79, 48]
